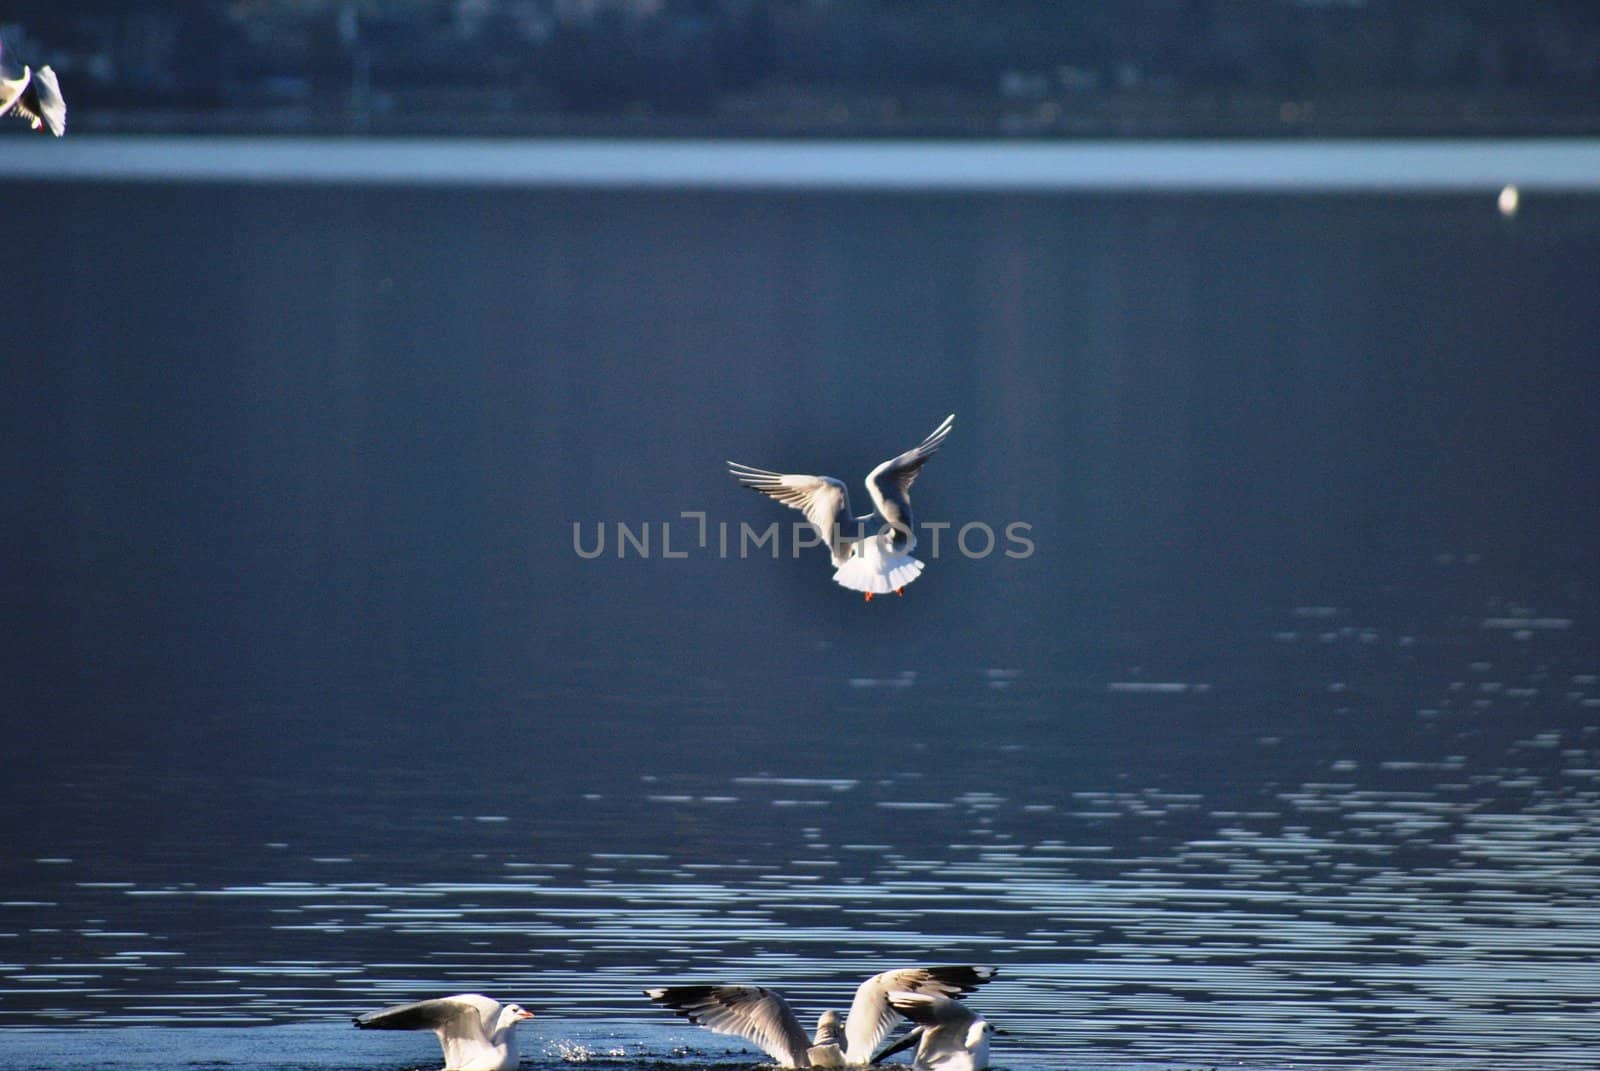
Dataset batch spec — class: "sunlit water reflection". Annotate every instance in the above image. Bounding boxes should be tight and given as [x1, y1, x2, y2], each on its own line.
[3, 572, 1597, 1071]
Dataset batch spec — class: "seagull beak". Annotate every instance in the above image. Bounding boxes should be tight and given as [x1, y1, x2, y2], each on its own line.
[517, 1009, 536, 1020]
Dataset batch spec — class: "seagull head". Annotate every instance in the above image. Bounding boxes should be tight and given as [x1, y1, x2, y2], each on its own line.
[812, 1007, 843, 1045]
[501, 1003, 536, 1026]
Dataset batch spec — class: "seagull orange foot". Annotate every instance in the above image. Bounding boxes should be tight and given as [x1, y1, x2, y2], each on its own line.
[896, 587, 904, 596]
[864, 592, 874, 603]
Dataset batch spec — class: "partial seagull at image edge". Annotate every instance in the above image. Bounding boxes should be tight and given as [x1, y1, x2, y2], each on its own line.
[0, 64, 66, 136]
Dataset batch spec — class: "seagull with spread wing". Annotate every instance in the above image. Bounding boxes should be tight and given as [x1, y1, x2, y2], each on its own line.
[727, 414, 954, 601]
[354, 993, 534, 1071]
[645, 965, 994, 1068]
[875, 992, 994, 1071]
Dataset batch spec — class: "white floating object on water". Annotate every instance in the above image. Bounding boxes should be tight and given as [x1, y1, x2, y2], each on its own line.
[1498, 184, 1520, 217]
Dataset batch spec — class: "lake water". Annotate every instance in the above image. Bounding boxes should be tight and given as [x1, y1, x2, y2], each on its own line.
[2, 143, 1598, 1070]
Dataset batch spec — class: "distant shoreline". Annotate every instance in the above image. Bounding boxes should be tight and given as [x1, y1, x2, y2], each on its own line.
[5, 136, 1600, 192]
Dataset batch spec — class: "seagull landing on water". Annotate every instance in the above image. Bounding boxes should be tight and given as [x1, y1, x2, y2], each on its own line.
[354, 993, 534, 1071]
[876, 992, 994, 1071]
[727, 414, 954, 601]
[644, 965, 995, 1068]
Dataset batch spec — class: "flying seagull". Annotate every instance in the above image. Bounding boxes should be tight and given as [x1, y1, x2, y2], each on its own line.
[874, 992, 994, 1071]
[354, 993, 534, 1071]
[0, 64, 66, 136]
[645, 964, 995, 1067]
[728, 413, 954, 601]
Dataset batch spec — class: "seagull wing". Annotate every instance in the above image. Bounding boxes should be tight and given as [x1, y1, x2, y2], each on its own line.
[729, 462, 854, 567]
[646, 985, 813, 1068]
[353, 992, 496, 1030]
[354, 993, 497, 1038]
[864, 415, 954, 547]
[843, 965, 994, 1060]
[869, 1027, 923, 1064]
[26, 65, 66, 136]
[356, 993, 511, 1070]
[884, 992, 979, 1029]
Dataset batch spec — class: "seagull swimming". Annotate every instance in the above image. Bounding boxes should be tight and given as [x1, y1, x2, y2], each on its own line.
[0, 64, 66, 136]
[874, 993, 993, 1071]
[354, 993, 534, 1071]
[728, 414, 954, 601]
[645, 965, 995, 1068]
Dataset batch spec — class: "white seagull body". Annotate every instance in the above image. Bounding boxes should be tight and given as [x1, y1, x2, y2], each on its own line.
[645, 965, 995, 1068]
[878, 993, 993, 1071]
[728, 414, 954, 601]
[355, 993, 534, 1071]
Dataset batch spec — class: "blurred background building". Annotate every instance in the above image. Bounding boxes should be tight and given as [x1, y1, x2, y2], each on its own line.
[4, 0, 1599, 136]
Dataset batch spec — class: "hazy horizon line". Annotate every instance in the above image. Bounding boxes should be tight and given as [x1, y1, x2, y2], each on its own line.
[5, 136, 1600, 192]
